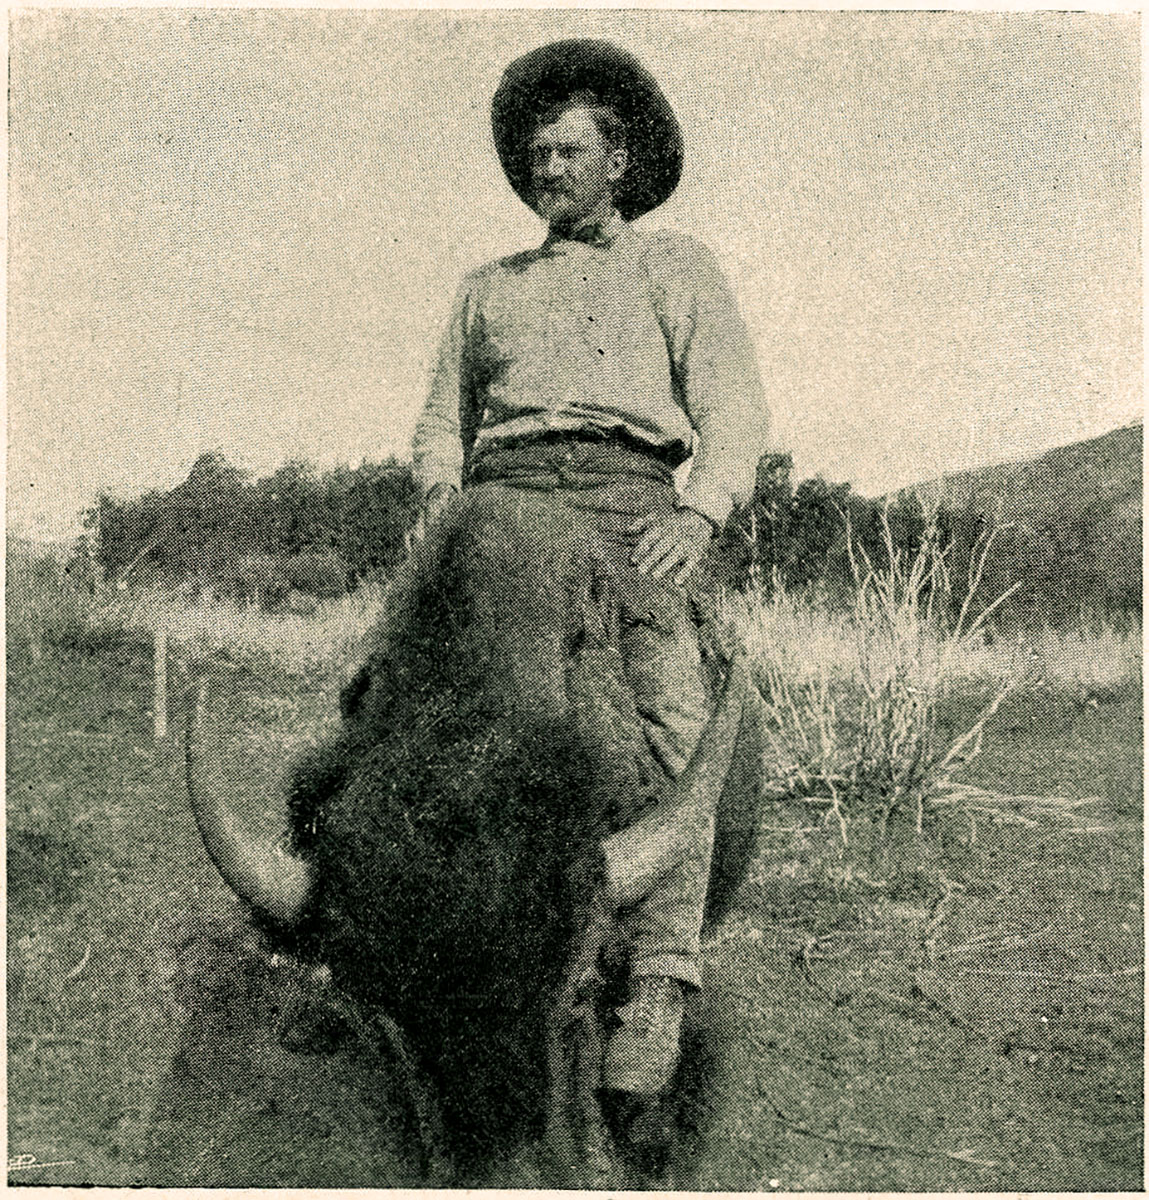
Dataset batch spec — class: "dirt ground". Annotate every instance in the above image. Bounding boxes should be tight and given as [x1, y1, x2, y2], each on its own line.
[7, 634, 1144, 1188]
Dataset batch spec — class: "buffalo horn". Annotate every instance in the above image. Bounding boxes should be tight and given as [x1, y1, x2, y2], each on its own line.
[601, 655, 749, 909]
[186, 678, 314, 928]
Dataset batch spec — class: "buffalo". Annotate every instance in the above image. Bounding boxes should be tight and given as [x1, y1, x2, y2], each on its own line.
[186, 487, 766, 1185]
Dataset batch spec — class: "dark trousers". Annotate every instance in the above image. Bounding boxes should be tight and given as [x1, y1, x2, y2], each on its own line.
[467, 439, 715, 987]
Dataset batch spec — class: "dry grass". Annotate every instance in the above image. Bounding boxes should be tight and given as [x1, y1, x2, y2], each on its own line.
[10, 541, 1141, 831]
[13, 538, 1139, 696]
[723, 588, 1141, 696]
[719, 519, 1141, 837]
[139, 584, 384, 678]
[8, 547, 384, 681]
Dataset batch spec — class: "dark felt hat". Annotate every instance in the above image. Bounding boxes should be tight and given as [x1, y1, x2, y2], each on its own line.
[491, 39, 683, 222]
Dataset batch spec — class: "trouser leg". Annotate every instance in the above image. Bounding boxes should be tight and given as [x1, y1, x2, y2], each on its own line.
[463, 447, 721, 991]
[612, 602, 715, 991]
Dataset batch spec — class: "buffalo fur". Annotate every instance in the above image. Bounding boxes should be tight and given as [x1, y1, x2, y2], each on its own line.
[278, 485, 761, 1171]
[283, 488, 673, 1164]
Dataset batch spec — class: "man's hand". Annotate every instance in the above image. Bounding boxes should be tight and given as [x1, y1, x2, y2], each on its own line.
[629, 507, 715, 585]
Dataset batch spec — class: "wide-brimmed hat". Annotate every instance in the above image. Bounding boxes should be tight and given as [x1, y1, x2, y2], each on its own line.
[491, 39, 683, 222]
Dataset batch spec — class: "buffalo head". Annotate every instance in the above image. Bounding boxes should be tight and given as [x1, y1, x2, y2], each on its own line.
[186, 486, 763, 1179]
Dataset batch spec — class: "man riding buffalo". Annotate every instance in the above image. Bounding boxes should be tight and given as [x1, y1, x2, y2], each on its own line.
[412, 39, 771, 1101]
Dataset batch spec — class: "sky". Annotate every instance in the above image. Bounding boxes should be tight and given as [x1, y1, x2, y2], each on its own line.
[8, 8, 1142, 541]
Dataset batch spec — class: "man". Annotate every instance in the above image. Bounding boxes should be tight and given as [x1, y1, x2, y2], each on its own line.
[412, 39, 769, 1098]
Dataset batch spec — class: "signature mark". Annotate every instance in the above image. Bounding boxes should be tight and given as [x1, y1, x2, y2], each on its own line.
[8, 1153, 76, 1172]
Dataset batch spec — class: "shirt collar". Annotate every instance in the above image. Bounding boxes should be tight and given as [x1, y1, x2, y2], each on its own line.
[543, 207, 627, 251]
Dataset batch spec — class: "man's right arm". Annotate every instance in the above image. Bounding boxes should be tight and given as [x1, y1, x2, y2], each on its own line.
[411, 276, 480, 503]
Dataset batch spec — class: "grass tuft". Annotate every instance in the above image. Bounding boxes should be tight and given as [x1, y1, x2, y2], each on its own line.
[721, 515, 1140, 842]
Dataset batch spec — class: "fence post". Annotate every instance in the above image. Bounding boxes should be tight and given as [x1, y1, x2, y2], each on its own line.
[154, 628, 168, 740]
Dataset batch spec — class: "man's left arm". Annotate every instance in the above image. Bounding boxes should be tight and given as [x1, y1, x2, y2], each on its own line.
[411, 276, 482, 534]
[632, 235, 770, 583]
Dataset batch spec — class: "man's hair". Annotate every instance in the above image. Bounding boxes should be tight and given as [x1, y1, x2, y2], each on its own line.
[535, 90, 627, 153]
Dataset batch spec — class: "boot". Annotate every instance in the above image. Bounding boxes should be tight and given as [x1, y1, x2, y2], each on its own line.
[602, 975, 686, 1095]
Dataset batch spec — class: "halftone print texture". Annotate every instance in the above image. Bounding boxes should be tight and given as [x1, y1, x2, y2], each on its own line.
[8, 9, 1142, 1191]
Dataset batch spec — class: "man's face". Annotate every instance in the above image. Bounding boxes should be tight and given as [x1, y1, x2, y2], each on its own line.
[529, 107, 627, 229]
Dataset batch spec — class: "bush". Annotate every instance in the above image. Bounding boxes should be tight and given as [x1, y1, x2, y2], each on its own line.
[727, 514, 1020, 842]
[714, 452, 928, 602]
[7, 543, 138, 660]
[282, 551, 348, 600]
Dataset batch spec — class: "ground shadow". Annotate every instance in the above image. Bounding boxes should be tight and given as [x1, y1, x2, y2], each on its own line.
[143, 918, 420, 1187]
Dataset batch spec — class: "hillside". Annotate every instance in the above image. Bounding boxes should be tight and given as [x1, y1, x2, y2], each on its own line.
[899, 423, 1142, 623]
[905, 424, 1141, 527]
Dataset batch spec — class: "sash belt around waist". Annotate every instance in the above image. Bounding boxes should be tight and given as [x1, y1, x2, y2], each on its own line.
[468, 428, 685, 487]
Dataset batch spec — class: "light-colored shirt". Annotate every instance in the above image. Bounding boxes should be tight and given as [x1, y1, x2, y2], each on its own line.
[412, 210, 769, 526]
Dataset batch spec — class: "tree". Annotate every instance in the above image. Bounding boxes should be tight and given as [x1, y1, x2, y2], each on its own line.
[330, 459, 419, 583]
[253, 460, 329, 557]
[85, 451, 421, 598]
[712, 453, 926, 605]
[712, 451, 793, 590]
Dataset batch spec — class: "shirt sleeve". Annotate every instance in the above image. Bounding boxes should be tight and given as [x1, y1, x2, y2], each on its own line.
[411, 274, 480, 496]
[646, 233, 771, 527]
